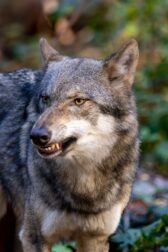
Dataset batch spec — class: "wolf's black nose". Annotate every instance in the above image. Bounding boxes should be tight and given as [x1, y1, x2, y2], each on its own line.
[30, 128, 51, 146]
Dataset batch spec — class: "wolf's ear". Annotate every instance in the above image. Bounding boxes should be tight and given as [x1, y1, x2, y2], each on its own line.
[39, 38, 64, 65]
[104, 39, 139, 85]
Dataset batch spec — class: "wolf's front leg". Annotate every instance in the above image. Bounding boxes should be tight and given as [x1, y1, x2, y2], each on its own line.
[77, 235, 109, 252]
[19, 204, 51, 252]
[19, 227, 51, 252]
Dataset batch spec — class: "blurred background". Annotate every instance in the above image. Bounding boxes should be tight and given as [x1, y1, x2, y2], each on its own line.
[0, 0, 168, 251]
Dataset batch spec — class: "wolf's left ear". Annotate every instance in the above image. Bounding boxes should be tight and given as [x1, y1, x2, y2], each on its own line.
[104, 39, 139, 85]
[39, 38, 64, 65]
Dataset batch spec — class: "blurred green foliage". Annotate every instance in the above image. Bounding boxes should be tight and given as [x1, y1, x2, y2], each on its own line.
[111, 214, 168, 251]
[0, 0, 168, 172]
[52, 241, 75, 252]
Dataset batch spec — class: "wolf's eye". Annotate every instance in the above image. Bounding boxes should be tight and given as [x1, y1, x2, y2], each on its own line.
[74, 98, 86, 106]
[40, 95, 50, 104]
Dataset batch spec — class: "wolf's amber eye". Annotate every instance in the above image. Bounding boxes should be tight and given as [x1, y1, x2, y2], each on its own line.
[74, 98, 86, 106]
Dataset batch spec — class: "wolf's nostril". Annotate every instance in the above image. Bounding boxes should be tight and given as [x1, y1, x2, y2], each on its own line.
[30, 128, 51, 146]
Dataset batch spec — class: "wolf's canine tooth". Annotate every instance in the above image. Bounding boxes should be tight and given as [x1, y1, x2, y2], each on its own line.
[56, 143, 60, 150]
[39, 142, 61, 154]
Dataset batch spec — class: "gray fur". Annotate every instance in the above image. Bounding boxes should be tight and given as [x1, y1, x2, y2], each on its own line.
[0, 39, 139, 252]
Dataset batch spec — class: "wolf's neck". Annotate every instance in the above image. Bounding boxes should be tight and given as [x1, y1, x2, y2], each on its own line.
[29, 153, 119, 214]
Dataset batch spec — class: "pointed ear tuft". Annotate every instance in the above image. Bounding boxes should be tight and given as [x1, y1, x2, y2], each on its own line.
[104, 39, 139, 85]
[39, 38, 64, 65]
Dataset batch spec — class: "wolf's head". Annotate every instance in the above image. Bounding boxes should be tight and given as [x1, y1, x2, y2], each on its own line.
[31, 38, 139, 164]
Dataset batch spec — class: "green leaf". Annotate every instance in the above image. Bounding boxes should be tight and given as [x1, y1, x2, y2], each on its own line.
[111, 229, 141, 249]
[52, 243, 72, 252]
[154, 142, 168, 162]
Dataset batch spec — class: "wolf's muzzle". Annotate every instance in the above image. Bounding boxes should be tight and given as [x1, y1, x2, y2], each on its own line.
[30, 126, 77, 157]
[30, 127, 51, 146]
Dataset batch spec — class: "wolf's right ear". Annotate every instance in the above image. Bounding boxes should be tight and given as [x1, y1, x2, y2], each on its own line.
[40, 38, 64, 65]
[103, 39, 139, 86]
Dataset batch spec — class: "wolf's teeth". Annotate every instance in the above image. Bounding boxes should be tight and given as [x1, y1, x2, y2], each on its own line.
[52, 145, 56, 150]
[56, 143, 60, 150]
[42, 143, 61, 152]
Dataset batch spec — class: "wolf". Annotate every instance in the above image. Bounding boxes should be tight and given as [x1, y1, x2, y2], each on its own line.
[0, 38, 139, 252]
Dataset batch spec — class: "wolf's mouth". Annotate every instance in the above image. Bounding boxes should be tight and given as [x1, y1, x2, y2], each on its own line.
[36, 137, 77, 157]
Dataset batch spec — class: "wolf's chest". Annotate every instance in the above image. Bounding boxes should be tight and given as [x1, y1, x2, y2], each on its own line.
[40, 204, 122, 244]
[41, 209, 77, 242]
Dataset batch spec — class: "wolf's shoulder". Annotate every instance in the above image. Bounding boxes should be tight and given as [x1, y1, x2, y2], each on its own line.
[0, 68, 43, 125]
[0, 68, 43, 86]
[0, 68, 43, 106]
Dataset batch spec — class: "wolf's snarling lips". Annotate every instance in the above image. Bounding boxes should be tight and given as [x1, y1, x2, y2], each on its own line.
[36, 137, 77, 157]
[37, 142, 61, 156]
